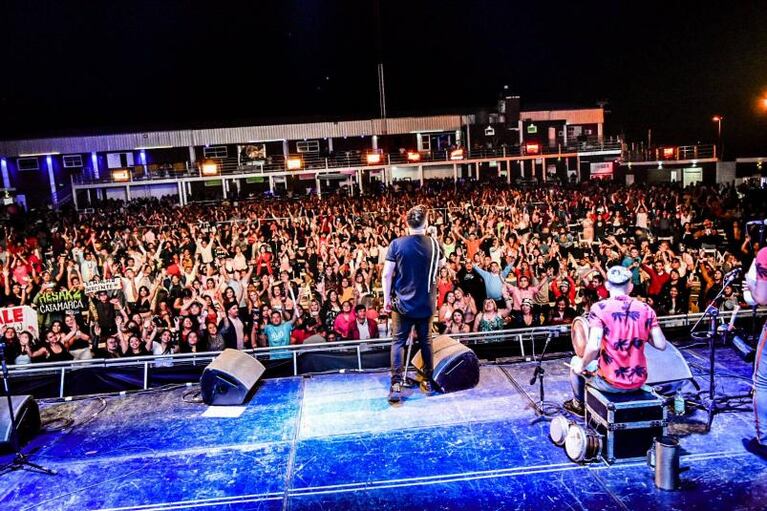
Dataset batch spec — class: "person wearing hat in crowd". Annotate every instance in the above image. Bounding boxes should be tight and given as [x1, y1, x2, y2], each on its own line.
[564, 265, 668, 415]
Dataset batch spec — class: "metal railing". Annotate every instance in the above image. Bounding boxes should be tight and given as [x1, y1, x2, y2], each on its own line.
[71, 141, 624, 186]
[622, 144, 716, 163]
[3, 307, 763, 398]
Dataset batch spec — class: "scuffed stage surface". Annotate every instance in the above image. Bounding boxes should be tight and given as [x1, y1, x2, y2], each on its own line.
[1, 345, 766, 511]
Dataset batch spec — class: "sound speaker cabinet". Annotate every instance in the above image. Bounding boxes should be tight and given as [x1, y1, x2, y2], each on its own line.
[0, 395, 41, 452]
[200, 349, 266, 406]
[412, 335, 480, 393]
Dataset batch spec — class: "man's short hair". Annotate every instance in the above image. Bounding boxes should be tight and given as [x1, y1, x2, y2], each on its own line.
[354, 304, 366, 314]
[406, 205, 427, 229]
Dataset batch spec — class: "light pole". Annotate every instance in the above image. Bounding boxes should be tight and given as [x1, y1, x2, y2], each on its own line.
[712, 115, 724, 159]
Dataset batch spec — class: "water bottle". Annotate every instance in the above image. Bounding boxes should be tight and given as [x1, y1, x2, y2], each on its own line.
[673, 392, 684, 415]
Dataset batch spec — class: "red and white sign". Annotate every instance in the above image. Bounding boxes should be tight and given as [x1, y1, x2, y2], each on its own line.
[0, 306, 39, 338]
[590, 162, 614, 180]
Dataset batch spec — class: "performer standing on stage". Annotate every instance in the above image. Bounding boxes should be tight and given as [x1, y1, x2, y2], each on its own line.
[744, 246, 767, 459]
[564, 266, 667, 415]
[382, 205, 443, 403]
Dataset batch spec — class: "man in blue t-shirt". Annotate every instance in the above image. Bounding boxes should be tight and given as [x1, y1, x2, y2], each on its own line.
[382, 205, 443, 403]
[261, 300, 300, 360]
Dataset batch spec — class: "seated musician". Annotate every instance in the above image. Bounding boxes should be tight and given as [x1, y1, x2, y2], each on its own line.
[564, 266, 668, 415]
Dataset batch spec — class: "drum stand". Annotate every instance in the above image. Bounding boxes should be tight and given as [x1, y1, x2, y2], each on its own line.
[530, 331, 561, 424]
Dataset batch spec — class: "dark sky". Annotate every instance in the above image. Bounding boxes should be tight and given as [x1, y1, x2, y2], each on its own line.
[1, 1, 766, 156]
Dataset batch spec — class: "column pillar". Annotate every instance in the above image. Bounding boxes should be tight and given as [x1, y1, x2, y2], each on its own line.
[328, 138, 334, 153]
[126, 185, 132, 202]
[372, 135, 378, 150]
[188, 146, 197, 165]
[46, 156, 58, 208]
[453, 163, 458, 183]
[316, 175, 322, 195]
[542, 157, 546, 183]
[419, 165, 424, 186]
[177, 181, 184, 206]
[358, 169, 364, 194]
[576, 155, 582, 182]
[507, 160, 511, 184]
[0, 158, 9, 188]
[222, 178, 227, 199]
[91, 152, 100, 180]
[282, 140, 289, 160]
[71, 176, 79, 210]
[597, 123, 604, 144]
[520, 160, 526, 179]
[269, 176, 274, 194]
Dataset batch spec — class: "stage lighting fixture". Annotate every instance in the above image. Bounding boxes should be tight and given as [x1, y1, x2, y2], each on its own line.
[525, 143, 540, 155]
[450, 148, 465, 160]
[732, 335, 756, 362]
[662, 147, 676, 159]
[564, 423, 602, 463]
[366, 152, 382, 165]
[286, 157, 303, 170]
[201, 160, 219, 176]
[406, 151, 421, 162]
[112, 169, 130, 182]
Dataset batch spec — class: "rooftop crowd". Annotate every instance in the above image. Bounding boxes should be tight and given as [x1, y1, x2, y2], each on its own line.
[0, 178, 764, 365]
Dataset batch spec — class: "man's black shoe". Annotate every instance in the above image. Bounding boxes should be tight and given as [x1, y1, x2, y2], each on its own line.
[563, 399, 585, 416]
[388, 382, 403, 403]
[743, 438, 767, 461]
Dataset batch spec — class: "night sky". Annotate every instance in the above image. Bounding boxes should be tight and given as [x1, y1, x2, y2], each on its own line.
[1, 1, 766, 156]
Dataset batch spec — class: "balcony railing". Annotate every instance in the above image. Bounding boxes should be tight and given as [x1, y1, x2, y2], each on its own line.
[622, 144, 716, 163]
[71, 141, 623, 186]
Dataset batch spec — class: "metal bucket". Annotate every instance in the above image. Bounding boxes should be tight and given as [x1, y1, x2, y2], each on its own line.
[647, 436, 681, 491]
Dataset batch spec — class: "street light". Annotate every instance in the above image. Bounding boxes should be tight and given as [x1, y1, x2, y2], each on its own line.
[712, 115, 723, 159]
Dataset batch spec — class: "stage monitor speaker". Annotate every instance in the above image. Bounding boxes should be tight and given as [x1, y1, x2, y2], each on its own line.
[200, 349, 266, 406]
[0, 395, 41, 453]
[645, 342, 693, 385]
[412, 335, 480, 393]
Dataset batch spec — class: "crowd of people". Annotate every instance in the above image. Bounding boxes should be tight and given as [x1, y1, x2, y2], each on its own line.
[0, 178, 763, 365]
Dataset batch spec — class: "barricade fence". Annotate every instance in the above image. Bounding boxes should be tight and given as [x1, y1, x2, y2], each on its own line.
[2, 308, 763, 399]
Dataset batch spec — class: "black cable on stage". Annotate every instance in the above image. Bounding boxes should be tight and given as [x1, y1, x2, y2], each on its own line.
[182, 389, 204, 404]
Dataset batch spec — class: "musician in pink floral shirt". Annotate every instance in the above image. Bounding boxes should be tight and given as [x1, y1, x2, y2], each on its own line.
[565, 266, 667, 415]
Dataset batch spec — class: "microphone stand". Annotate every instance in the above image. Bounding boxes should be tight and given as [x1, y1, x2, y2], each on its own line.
[0, 342, 56, 477]
[689, 270, 743, 432]
[530, 331, 561, 424]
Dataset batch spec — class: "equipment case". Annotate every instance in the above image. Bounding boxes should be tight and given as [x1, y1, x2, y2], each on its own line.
[585, 386, 668, 463]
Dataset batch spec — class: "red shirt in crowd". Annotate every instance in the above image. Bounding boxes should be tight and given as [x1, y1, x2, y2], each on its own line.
[642, 264, 671, 296]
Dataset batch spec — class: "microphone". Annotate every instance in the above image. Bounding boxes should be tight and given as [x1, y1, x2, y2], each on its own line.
[723, 268, 741, 282]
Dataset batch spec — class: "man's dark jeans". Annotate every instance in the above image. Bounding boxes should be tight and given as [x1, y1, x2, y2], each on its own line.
[390, 311, 433, 385]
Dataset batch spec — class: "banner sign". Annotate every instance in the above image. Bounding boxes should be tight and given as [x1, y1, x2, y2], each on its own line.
[0, 306, 39, 337]
[85, 278, 122, 294]
[590, 162, 614, 180]
[36, 290, 87, 315]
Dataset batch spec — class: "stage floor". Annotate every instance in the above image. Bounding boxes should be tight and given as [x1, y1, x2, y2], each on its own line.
[1, 344, 765, 511]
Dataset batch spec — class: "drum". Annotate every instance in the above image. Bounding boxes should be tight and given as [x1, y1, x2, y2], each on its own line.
[564, 423, 603, 463]
[571, 315, 589, 358]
